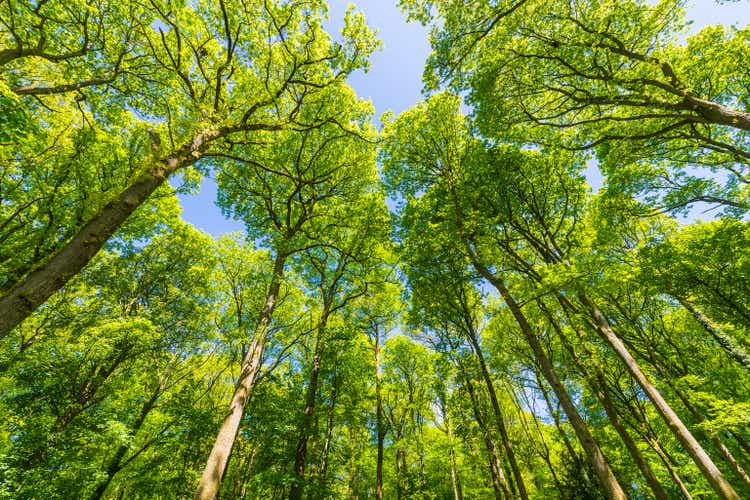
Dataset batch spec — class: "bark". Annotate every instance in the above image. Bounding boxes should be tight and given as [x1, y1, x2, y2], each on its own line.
[289, 316, 327, 500]
[0, 128, 225, 338]
[474, 266, 626, 500]
[681, 94, 750, 132]
[455, 356, 509, 499]
[547, 305, 669, 500]
[580, 294, 741, 500]
[195, 251, 286, 500]
[677, 297, 750, 373]
[89, 385, 161, 499]
[374, 326, 386, 500]
[463, 323, 529, 500]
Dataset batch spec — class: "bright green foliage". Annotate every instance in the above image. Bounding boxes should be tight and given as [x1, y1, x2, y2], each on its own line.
[2, 1, 750, 499]
[402, 0, 750, 215]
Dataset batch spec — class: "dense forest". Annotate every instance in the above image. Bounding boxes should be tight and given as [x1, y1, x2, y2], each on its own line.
[1, 0, 749, 498]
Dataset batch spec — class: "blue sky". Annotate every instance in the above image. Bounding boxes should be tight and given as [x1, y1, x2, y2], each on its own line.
[176, 0, 750, 237]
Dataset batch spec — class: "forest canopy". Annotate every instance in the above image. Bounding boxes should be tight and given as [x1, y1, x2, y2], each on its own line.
[1, 0, 749, 498]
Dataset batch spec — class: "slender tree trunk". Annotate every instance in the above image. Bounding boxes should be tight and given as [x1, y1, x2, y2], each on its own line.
[444, 409, 464, 500]
[513, 384, 562, 491]
[731, 433, 750, 460]
[289, 315, 327, 500]
[486, 439, 509, 500]
[396, 445, 406, 500]
[195, 252, 286, 500]
[665, 378, 750, 491]
[347, 425, 360, 499]
[374, 326, 386, 500]
[456, 357, 509, 499]
[547, 304, 669, 500]
[317, 376, 338, 483]
[677, 297, 750, 372]
[0, 128, 226, 338]
[450, 178, 624, 497]
[473, 267, 626, 500]
[650, 437, 694, 500]
[596, 376, 669, 499]
[464, 325, 529, 500]
[579, 294, 740, 500]
[237, 448, 258, 499]
[534, 368, 579, 467]
[90, 385, 161, 499]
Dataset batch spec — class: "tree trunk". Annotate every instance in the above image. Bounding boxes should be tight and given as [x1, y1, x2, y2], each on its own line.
[547, 304, 669, 500]
[534, 368, 579, 468]
[513, 383, 563, 491]
[464, 324, 528, 500]
[455, 356, 509, 500]
[650, 437, 694, 500]
[195, 251, 286, 500]
[474, 266, 626, 500]
[90, 385, 161, 499]
[596, 375, 669, 499]
[666, 378, 750, 491]
[316, 373, 338, 484]
[289, 316, 327, 500]
[677, 297, 750, 372]
[445, 411, 464, 500]
[580, 294, 740, 500]
[374, 326, 386, 500]
[0, 128, 224, 338]
[395, 446, 406, 500]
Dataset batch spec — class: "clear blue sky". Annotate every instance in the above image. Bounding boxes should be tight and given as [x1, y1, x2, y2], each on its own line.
[176, 0, 749, 237]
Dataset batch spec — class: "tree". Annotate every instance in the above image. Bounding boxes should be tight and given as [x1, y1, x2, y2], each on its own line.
[196, 82, 379, 498]
[402, 0, 750, 214]
[0, 0, 378, 336]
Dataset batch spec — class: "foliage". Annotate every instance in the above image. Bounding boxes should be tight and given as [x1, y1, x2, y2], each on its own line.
[1, 1, 749, 499]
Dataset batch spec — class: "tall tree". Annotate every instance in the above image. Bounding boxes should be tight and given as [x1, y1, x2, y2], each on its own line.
[0, 0, 378, 336]
[402, 0, 750, 214]
[196, 84, 378, 499]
